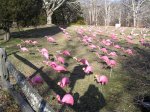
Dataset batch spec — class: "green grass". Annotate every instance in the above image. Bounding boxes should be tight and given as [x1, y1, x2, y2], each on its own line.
[0, 25, 150, 112]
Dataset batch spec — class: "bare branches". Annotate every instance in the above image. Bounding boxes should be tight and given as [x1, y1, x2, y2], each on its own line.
[43, 0, 67, 24]
[43, 0, 66, 12]
[81, 0, 150, 27]
[53, 0, 66, 11]
[122, 0, 150, 27]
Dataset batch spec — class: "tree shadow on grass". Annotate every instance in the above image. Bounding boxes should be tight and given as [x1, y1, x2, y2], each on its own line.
[11, 25, 67, 38]
[13, 53, 91, 111]
[59, 84, 106, 112]
[121, 47, 150, 112]
[13, 53, 106, 112]
[73, 84, 106, 112]
[69, 65, 87, 93]
[13, 53, 67, 97]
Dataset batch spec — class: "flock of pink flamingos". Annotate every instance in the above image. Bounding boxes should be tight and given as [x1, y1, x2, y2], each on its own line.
[17, 26, 149, 106]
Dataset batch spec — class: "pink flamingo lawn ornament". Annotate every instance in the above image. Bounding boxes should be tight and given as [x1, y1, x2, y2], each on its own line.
[64, 32, 71, 39]
[42, 52, 49, 60]
[17, 44, 29, 52]
[22, 39, 32, 45]
[127, 35, 132, 40]
[37, 48, 48, 54]
[86, 37, 92, 43]
[46, 36, 56, 43]
[31, 40, 38, 45]
[106, 39, 113, 44]
[96, 53, 116, 77]
[43, 61, 58, 67]
[108, 52, 117, 57]
[77, 29, 84, 35]
[97, 46, 106, 54]
[78, 58, 90, 66]
[88, 44, 97, 50]
[125, 49, 133, 55]
[56, 56, 65, 64]
[57, 77, 70, 88]
[49, 62, 67, 73]
[95, 52, 109, 63]
[100, 56, 110, 63]
[101, 48, 108, 54]
[122, 48, 133, 55]
[94, 75, 108, 92]
[56, 94, 74, 106]
[83, 65, 92, 74]
[95, 75, 108, 85]
[82, 38, 89, 45]
[111, 33, 117, 40]
[139, 38, 150, 47]
[106, 59, 116, 77]
[140, 38, 145, 44]
[37, 48, 49, 60]
[31, 75, 43, 85]
[62, 50, 71, 56]
[114, 45, 121, 49]
[101, 39, 112, 46]
[82, 35, 92, 43]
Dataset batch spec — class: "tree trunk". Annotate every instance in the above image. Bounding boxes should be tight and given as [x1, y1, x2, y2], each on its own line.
[133, 17, 137, 27]
[4, 31, 10, 41]
[119, 10, 121, 24]
[132, 0, 136, 27]
[89, 10, 92, 25]
[47, 13, 53, 25]
[133, 14, 136, 27]
[104, 19, 107, 26]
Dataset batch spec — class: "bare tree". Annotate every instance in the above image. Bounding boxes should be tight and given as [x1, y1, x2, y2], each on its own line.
[79, 0, 150, 27]
[103, 0, 112, 26]
[81, 0, 105, 25]
[122, 0, 149, 27]
[111, 1, 122, 25]
[52, 0, 81, 25]
[43, 0, 80, 24]
[89, 0, 98, 25]
[43, 0, 66, 24]
[81, 0, 97, 25]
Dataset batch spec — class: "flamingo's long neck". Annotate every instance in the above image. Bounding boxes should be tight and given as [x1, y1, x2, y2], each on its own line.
[56, 95, 61, 102]
[95, 52, 100, 59]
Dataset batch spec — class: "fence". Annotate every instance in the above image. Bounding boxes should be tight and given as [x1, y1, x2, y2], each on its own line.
[0, 48, 55, 112]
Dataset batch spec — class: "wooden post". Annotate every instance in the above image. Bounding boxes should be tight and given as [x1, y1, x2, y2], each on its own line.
[0, 48, 9, 90]
[0, 48, 55, 112]
[0, 48, 35, 112]
[6, 61, 55, 112]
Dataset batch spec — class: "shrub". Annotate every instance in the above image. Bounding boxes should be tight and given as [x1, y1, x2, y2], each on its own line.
[70, 17, 86, 25]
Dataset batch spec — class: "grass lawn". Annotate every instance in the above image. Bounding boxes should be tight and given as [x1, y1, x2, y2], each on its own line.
[0, 25, 150, 112]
